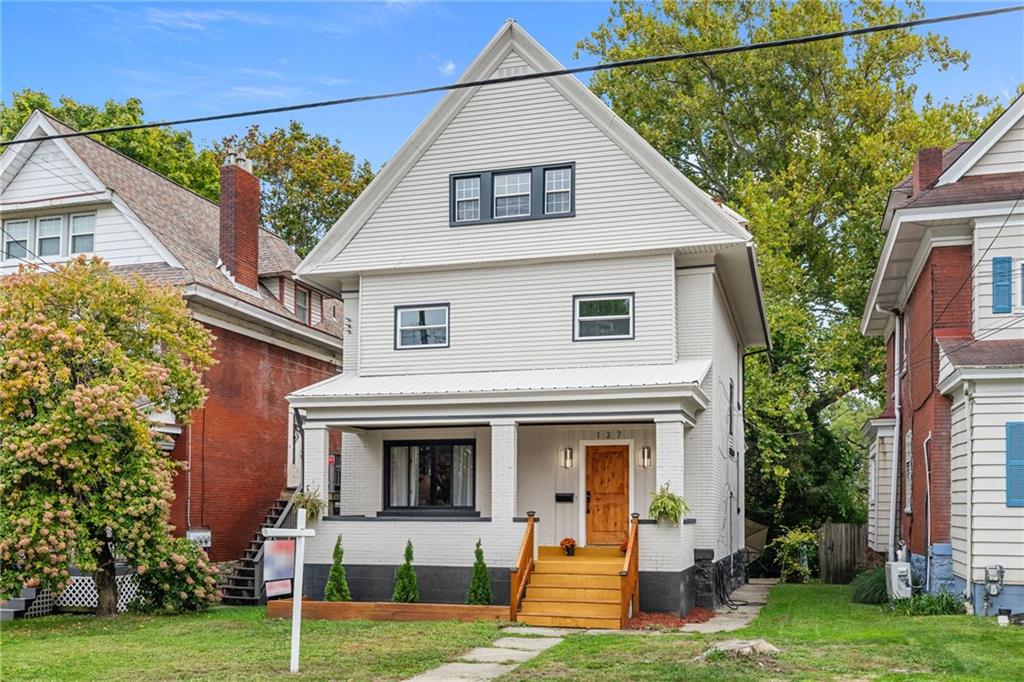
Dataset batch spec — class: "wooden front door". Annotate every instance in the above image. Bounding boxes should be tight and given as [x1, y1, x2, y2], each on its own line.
[586, 445, 629, 545]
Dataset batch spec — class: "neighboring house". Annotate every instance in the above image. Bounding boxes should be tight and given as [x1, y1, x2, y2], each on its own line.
[288, 22, 769, 626]
[861, 94, 1024, 615]
[0, 112, 343, 576]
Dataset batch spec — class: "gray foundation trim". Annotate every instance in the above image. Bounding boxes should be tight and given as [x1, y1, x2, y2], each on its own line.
[303, 563, 510, 606]
[694, 548, 746, 609]
[639, 567, 696, 616]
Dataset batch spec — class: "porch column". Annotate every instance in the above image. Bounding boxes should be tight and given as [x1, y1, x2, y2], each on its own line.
[490, 419, 518, 522]
[302, 423, 330, 519]
[655, 416, 685, 496]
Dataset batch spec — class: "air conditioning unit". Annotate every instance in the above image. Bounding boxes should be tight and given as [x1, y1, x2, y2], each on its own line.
[885, 561, 912, 599]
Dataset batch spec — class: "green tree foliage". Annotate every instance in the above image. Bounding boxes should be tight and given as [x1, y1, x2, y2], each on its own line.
[466, 539, 492, 605]
[579, 0, 995, 529]
[324, 535, 353, 602]
[0, 89, 221, 200]
[136, 537, 221, 612]
[392, 540, 419, 603]
[0, 257, 215, 615]
[221, 122, 375, 257]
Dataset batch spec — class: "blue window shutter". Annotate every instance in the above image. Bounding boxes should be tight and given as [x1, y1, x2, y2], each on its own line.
[1008, 422, 1024, 507]
[992, 256, 1012, 313]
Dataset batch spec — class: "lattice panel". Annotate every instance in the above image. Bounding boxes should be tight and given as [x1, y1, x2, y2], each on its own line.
[23, 589, 54, 618]
[54, 574, 140, 612]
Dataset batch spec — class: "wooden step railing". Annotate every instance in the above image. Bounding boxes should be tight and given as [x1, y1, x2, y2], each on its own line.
[618, 513, 640, 628]
[509, 511, 536, 621]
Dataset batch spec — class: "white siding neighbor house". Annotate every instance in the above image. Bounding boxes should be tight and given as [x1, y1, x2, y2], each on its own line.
[862, 93, 1024, 615]
[289, 22, 769, 626]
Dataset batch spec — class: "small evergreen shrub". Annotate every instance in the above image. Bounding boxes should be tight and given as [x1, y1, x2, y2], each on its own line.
[886, 588, 964, 616]
[466, 539, 492, 605]
[768, 527, 817, 583]
[648, 483, 689, 523]
[136, 538, 221, 612]
[850, 567, 888, 604]
[324, 535, 352, 602]
[392, 540, 419, 603]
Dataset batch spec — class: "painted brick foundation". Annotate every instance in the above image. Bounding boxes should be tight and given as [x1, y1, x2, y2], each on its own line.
[694, 548, 746, 609]
[168, 324, 337, 561]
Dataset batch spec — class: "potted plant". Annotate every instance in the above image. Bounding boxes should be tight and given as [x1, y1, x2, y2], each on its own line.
[559, 537, 577, 556]
[619, 538, 629, 554]
[648, 483, 689, 524]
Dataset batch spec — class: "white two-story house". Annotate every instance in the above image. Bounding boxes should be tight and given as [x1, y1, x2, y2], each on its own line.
[288, 21, 769, 627]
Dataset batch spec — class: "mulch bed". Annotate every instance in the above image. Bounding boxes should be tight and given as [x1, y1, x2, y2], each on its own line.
[627, 607, 716, 630]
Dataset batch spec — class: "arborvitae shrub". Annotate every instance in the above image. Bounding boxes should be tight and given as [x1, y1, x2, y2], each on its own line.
[323, 535, 352, 602]
[392, 540, 419, 603]
[466, 539, 492, 605]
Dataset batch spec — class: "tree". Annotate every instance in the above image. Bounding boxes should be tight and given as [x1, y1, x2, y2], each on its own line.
[324, 535, 353, 602]
[0, 90, 221, 201]
[221, 122, 375, 257]
[579, 0, 995, 529]
[466, 538, 492, 605]
[392, 540, 419, 603]
[0, 257, 214, 615]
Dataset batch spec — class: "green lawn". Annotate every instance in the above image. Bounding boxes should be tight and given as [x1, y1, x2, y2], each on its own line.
[504, 584, 1024, 681]
[0, 607, 501, 681]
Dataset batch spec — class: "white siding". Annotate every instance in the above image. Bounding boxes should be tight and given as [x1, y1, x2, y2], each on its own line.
[973, 212, 1024, 340]
[357, 253, 676, 375]
[676, 267, 714, 359]
[868, 435, 894, 553]
[1, 204, 164, 275]
[966, 116, 1024, 177]
[1, 139, 95, 203]
[950, 388, 970, 578]
[323, 50, 731, 273]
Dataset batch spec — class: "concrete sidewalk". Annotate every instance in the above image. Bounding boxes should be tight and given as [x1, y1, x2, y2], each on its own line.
[680, 578, 776, 633]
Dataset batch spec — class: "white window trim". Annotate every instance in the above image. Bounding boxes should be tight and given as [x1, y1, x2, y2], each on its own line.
[544, 167, 572, 215]
[493, 171, 531, 219]
[395, 304, 450, 349]
[35, 215, 64, 258]
[454, 176, 481, 223]
[573, 293, 635, 341]
[3, 218, 31, 262]
[70, 212, 97, 255]
[295, 286, 311, 324]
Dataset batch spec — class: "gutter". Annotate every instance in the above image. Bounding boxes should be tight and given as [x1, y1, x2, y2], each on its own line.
[746, 245, 772, 352]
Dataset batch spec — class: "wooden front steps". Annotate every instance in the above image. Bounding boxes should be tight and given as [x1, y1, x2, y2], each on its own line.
[516, 546, 625, 630]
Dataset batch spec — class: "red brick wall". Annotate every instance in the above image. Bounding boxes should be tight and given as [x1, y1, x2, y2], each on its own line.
[897, 245, 972, 555]
[219, 164, 261, 290]
[168, 324, 337, 561]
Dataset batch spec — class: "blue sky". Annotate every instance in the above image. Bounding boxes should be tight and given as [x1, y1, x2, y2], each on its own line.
[3, 1, 1022, 166]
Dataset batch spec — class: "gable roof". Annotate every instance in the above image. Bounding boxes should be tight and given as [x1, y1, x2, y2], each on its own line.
[298, 20, 752, 281]
[1, 111, 341, 336]
[937, 92, 1024, 186]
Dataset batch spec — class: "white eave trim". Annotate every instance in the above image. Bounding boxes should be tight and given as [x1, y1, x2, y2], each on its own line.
[182, 283, 343, 352]
[861, 417, 896, 439]
[937, 365, 1024, 395]
[937, 93, 1024, 186]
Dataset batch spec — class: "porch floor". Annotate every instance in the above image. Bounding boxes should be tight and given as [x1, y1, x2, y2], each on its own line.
[517, 546, 624, 630]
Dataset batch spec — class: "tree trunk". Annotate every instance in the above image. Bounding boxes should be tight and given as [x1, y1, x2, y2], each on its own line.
[94, 540, 118, 617]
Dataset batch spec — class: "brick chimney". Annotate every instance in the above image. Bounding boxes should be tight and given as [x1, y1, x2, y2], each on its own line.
[912, 147, 943, 195]
[219, 150, 260, 290]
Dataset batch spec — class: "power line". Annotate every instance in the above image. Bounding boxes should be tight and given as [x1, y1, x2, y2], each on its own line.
[3, 4, 1023, 147]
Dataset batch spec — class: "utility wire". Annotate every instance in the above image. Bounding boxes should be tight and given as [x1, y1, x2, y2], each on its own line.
[3, 4, 1022, 147]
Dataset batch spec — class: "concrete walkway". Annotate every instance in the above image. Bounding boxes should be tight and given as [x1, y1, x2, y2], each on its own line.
[407, 627, 564, 681]
[680, 578, 776, 633]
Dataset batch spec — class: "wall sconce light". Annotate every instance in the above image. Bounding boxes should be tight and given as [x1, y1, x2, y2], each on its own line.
[561, 447, 575, 469]
[639, 445, 652, 469]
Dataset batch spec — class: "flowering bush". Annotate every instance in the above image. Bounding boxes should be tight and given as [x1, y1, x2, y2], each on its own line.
[0, 257, 214, 615]
[768, 527, 818, 583]
[136, 538, 221, 612]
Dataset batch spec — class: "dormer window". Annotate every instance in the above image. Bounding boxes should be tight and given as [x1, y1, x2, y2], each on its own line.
[36, 217, 63, 257]
[450, 163, 573, 226]
[295, 286, 311, 324]
[70, 213, 95, 254]
[3, 219, 29, 260]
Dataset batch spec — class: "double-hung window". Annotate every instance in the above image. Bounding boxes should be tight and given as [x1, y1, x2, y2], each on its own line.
[493, 171, 531, 218]
[544, 167, 572, 215]
[395, 304, 449, 349]
[573, 293, 634, 341]
[36, 216, 63, 257]
[295, 286, 311, 324]
[385, 440, 475, 512]
[70, 213, 95, 254]
[454, 177, 481, 222]
[3, 219, 29, 260]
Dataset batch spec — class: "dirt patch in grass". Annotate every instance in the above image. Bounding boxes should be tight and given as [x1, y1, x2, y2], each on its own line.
[627, 607, 715, 629]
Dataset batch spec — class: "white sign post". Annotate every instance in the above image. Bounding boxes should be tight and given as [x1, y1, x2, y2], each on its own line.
[263, 507, 316, 673]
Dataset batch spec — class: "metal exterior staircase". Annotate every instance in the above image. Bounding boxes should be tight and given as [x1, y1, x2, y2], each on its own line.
[516, 546, 625, 629]
[221, 496, 292, 605]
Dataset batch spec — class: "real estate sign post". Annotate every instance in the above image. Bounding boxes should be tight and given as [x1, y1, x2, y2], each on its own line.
[263, 507, 315, 673]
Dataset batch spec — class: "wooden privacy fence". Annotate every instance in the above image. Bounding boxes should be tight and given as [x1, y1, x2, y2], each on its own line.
[817, 523, 867, 584]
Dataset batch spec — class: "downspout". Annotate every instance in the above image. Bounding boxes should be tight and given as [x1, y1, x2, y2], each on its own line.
[186, 424, 193, 529]
[923, 433, 933, 591]
[963, 382, 976, 611]
[879, 305, 903, 563]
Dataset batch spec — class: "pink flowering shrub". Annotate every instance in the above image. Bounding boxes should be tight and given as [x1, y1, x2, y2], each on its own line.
[136, 538, 221, 612]
[0, 257, 214, 613]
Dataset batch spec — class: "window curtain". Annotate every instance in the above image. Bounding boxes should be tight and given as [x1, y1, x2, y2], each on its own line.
[389, 446, 416, 506]
[452, 445, 474, 507]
